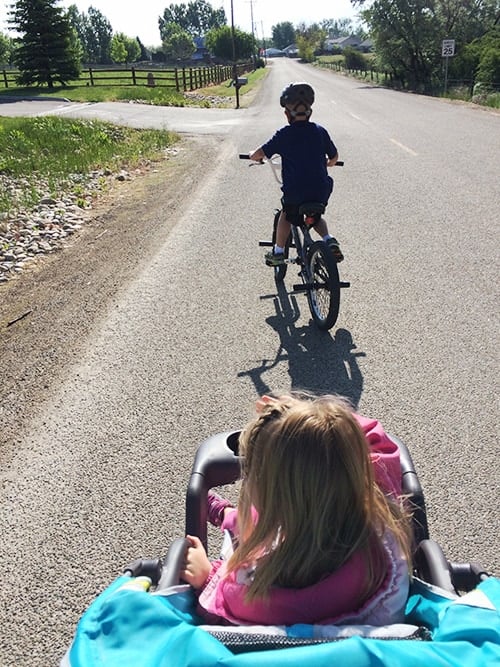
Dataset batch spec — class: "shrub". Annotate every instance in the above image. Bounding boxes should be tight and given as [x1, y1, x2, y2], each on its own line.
[343, 46, 368, 71]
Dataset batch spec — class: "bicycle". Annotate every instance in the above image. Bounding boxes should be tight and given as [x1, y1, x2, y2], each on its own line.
[240, 154, 349, 331]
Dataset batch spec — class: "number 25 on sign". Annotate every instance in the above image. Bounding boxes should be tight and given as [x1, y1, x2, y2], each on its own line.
[442, 39, 455, 57]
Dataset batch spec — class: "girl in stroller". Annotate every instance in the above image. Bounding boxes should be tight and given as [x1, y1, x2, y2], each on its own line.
[182, 394, 412, 626]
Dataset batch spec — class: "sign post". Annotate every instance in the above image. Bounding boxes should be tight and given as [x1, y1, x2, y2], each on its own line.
[442, 39, 455, 94]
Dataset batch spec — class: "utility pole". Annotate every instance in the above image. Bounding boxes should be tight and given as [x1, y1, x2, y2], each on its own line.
[230, 0, 240, 109]
[249, 0, 255, 39]
[247, 0, 257, 67]
[261, 21, 267, 65]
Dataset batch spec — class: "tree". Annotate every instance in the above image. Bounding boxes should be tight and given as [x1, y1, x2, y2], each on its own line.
[0, 32, 15, 64]
[110, 33, 140, 64]
[354, 0, 499, 91]
[321, 18, 356, 38]
[162, 22, 196, 60]
[136, 36, 150, 61]
[295, 23, 326, 62]
[110, 35, 127, 64]
[9, 0, 81, 88]
[205, 25, 255, 61]
[463, 26, 500, 88]
[272, 21, 295, 49]
[67, 4, 113, 64]
[159, 0, 226, 39]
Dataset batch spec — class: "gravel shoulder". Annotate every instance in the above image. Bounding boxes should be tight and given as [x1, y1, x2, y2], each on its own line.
[0, 135, 216, 460]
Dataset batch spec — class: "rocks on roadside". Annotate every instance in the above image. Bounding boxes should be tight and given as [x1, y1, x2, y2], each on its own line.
[182, 91, 234, 107]
[0, 151, 179, 284]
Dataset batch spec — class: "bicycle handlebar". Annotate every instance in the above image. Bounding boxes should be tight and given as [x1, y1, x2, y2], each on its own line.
[239, 154, 344, 166]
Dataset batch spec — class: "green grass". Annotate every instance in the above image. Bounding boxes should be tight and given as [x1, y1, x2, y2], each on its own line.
[316, 55, 345, 65]
[0, 115, 177, 213]
[0, 82, 193, 106]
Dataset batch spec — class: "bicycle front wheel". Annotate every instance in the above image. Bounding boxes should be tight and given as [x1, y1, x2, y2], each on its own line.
[306, 241, 340, 330]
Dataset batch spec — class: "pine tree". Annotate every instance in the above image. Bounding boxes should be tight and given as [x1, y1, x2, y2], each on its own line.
[9, 0, 81, 88]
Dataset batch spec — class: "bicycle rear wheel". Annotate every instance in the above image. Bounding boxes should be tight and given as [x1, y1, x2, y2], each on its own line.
[271, 210, 290, 283]
[306, 241, 340, 330]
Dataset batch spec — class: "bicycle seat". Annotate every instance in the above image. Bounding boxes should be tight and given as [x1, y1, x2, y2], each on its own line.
[298, 202, 325, 216]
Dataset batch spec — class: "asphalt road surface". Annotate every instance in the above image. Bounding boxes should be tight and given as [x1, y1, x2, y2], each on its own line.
[1, 59, 499, 665]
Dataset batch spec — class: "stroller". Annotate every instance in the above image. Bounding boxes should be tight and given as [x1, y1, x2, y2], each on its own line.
[62, 430, 499, 666]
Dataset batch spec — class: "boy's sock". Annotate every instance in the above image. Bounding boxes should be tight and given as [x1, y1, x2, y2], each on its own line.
[273, 245, 284, 255]
[323, 234, 332, 242]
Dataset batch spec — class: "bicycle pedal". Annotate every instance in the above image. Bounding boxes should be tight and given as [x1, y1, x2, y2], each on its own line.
[259, 240, 273, 247]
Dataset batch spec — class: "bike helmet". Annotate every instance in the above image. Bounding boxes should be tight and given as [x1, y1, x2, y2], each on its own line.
[280, 82, 315, 118]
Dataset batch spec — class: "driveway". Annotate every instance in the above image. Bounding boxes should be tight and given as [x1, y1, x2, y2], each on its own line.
[0, 97, 246, 134]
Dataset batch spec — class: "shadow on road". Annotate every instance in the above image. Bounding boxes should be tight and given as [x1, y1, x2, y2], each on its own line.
[238, 282, 366, 407]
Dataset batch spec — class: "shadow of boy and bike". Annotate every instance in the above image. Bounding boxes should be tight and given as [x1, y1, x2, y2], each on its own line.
[238, 282, 365, 408]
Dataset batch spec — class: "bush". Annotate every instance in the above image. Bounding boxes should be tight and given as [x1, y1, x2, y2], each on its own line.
[476, 47, 500, 89]
[343, 46, 368, 71]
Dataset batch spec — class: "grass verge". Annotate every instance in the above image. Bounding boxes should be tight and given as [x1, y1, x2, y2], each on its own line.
[0, 115, 177, 213]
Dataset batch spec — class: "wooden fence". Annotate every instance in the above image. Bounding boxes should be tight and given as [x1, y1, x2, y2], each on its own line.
[1, 63, 250, 92]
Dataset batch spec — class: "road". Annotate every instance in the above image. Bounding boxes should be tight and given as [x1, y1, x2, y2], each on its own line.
[1, 59, 499, 665]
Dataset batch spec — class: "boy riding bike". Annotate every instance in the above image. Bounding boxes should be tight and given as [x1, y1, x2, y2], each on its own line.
[249, 81, 343, 266]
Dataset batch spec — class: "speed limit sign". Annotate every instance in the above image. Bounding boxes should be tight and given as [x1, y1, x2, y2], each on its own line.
[442, 39, 455, 57]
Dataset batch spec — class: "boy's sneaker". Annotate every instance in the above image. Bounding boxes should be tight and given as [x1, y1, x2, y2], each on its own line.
[207, 491, 234, 527]
[327, 238, 344, 263]
[265, 250, 285, 266]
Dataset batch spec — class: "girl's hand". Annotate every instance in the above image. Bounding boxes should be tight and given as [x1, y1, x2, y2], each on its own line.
[181, 535, 211, 589]
[256, 395, 277, 413]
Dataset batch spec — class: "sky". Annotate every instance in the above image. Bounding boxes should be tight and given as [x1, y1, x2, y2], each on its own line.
[1, 0, 360, 47]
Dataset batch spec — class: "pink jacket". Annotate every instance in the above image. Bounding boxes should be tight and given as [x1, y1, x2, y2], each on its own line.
[197, 414, 409, 627]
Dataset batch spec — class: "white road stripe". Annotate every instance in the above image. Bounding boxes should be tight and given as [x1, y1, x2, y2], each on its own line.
[390, 138, 418, 156]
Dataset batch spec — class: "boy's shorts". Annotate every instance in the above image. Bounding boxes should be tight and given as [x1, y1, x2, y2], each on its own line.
[282, 200, 325, 226]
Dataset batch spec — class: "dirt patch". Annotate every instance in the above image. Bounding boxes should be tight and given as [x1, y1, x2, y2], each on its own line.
[0, 135, 216, 460]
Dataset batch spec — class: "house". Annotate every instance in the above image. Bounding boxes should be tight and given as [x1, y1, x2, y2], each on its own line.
[324, 36, 362, 52]
[191, 36, 211, 62]
[359, 39, 374, 53]
[283, 44, 299, 58]
[263, 47, 285, 57]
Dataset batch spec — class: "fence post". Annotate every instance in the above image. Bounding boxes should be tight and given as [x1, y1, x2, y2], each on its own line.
[2, 69, 8, 88]
[132, 67, 136, 85]
[89, 68, 94, 86]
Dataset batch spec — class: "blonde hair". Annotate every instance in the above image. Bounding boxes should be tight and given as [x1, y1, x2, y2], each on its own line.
[227, 394, 411, 602]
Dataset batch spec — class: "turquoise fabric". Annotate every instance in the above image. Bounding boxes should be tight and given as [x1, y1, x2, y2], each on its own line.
[63, 577, 500, 667]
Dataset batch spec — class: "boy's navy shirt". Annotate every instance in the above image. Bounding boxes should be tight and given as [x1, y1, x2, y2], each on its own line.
[261, 121, 337, 205]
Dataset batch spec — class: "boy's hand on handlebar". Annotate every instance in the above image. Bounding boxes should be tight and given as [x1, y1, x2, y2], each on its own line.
[249, 147, 266, 163]
[239, 152, 264, 164]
